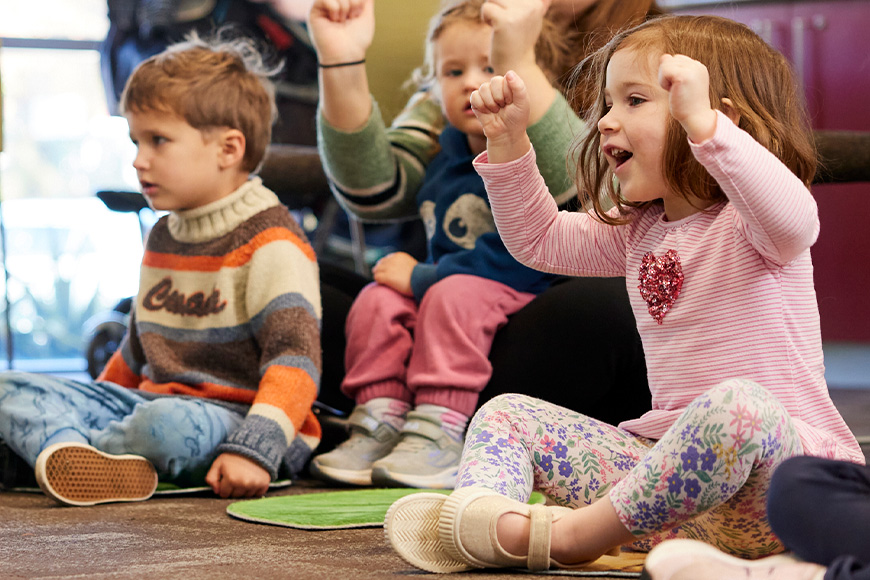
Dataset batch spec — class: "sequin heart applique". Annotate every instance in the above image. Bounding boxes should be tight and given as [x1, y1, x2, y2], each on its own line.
[638, 249, 684, 324]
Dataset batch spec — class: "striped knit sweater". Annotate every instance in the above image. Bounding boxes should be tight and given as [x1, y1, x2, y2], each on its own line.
[475, 110, 863, 464]
[99, 177, 322, 479]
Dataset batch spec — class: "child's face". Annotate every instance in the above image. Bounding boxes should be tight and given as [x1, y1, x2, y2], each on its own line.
[598, 47, 671, 207]
[126, 109, 231, 212]
[433, 21, 494, 148]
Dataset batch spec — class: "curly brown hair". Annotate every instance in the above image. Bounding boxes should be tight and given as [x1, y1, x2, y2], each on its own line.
[572, 14, 817, 225]
[120, 32, 278, 173]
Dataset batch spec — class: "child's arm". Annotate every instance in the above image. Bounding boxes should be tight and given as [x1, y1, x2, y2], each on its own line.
[471, 71, 534, 164]
[661, 54, 819, 263]
[213, 213, 322, 494]
[308, 0, 374, 131]
[472, 72, 628, 278]
[310, 0, 438, 221]
[481, 0, 557, 126]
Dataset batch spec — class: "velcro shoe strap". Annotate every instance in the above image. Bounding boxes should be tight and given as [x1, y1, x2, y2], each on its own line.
[400, 414, 448, 447]
[526, 504, 552, 572]
[347, 406, 379, 433]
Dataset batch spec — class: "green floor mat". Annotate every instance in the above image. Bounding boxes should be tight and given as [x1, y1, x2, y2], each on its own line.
[154, 479, 292, 495]
[11, 479, 291, 496]
[227, 488, 545, 530]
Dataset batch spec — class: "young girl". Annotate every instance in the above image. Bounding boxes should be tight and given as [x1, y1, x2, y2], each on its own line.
[307, 0, 572, 489]
[383, 14, 863, 572]
[312, 0, 660, 429]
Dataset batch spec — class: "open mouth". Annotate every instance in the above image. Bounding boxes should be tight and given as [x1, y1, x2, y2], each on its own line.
[608, 147, 633, 168]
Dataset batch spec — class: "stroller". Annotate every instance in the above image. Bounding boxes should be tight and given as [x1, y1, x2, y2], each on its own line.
[83, 190, 154, 379]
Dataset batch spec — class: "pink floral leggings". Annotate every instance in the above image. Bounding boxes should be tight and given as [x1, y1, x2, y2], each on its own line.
[456, 379, 803, 558]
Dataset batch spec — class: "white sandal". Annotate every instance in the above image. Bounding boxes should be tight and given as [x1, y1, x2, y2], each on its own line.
[385, 486, 618, 573]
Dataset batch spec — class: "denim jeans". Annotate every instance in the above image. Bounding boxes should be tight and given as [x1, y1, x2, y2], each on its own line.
[0, 371, 243, 485]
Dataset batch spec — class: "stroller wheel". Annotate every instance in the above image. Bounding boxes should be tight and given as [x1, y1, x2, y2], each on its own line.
[85, 320, 127, 379]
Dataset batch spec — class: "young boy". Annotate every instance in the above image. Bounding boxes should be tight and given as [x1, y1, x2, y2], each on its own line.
[0, 34, 323, 506]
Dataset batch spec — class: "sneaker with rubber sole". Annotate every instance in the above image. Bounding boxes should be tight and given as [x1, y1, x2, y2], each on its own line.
[370, 411, 462, 489]
[34, 442, 158, 507]
[309, 405, 401, 486]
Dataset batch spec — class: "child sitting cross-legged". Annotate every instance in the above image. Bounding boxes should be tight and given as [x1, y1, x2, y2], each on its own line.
[383, 14, 862, 573]
[0, 33, 322, 505]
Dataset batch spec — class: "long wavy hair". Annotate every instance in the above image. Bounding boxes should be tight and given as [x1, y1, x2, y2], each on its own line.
[572, 14, 817, 225]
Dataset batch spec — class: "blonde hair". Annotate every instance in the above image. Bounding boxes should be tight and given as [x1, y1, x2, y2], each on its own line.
[573, 14, 817, 225]
[120, 32, 278, 172]
[411, 0, 570, 92]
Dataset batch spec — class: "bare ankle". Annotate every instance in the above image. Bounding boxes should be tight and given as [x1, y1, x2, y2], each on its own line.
[550, 500, 634, 565]
[495, 512, 531, 556]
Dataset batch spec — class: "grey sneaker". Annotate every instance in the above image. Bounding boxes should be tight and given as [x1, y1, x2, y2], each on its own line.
[370, 411, 462, 489]
[309, 405, 401, 486]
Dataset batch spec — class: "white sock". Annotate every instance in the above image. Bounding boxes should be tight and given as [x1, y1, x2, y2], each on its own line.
[413, 404, 469, 443]
[362, 397, 411, 432]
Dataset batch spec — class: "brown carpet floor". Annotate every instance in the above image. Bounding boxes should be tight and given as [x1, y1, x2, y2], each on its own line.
[3, 388, 867, 579]
[0, 479, 631, 579]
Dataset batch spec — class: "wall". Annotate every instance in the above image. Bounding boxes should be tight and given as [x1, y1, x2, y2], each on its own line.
[366, 0, 441, 123]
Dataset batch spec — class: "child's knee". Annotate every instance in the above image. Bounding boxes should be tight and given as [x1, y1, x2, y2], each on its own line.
[349, 282, 411, 319]
[704, 378, 780, 410]
[474, 393, 534, 420]
[123, 399, 201, 451]
[0, 371, 36, 394]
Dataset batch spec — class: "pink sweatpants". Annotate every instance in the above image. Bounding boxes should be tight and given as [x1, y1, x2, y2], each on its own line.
[341, 274, 536, 416]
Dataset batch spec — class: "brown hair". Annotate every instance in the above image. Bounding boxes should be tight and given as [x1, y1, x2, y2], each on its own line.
[120, 32, 278, 172]
[558, 0, 662, 98]
[573, 14, 817, 224]
[411, 0, 570, 92]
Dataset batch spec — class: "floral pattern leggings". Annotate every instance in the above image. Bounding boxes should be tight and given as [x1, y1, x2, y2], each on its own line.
[456, 379, 803, 558]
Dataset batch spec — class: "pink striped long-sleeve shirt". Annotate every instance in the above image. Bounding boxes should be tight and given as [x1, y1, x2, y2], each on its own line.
[474, 111, 863, 464]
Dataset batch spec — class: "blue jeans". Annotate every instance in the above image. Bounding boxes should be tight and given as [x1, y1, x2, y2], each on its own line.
[0, 371, 243, 485]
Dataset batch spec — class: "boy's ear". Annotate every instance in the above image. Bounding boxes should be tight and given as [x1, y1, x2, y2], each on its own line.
[719, 97, 741, 125]
[217, 128, 246, 169]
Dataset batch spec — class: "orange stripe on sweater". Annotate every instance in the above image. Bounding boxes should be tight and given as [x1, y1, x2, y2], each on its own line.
[137, 366, 319, 436]
[97, 351, 142, 389]
[142, 227, 316, 272]
[138, 380, 256, 403]
[258, 366, 319, 433]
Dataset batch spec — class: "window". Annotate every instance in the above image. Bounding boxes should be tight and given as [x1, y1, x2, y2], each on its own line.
[1, 0, 142, 372]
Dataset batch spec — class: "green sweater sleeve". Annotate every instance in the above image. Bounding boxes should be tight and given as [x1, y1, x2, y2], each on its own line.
[316, 92, 444, 222]
[317, 89, 584, 220]
[526, 91, 584, 205]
